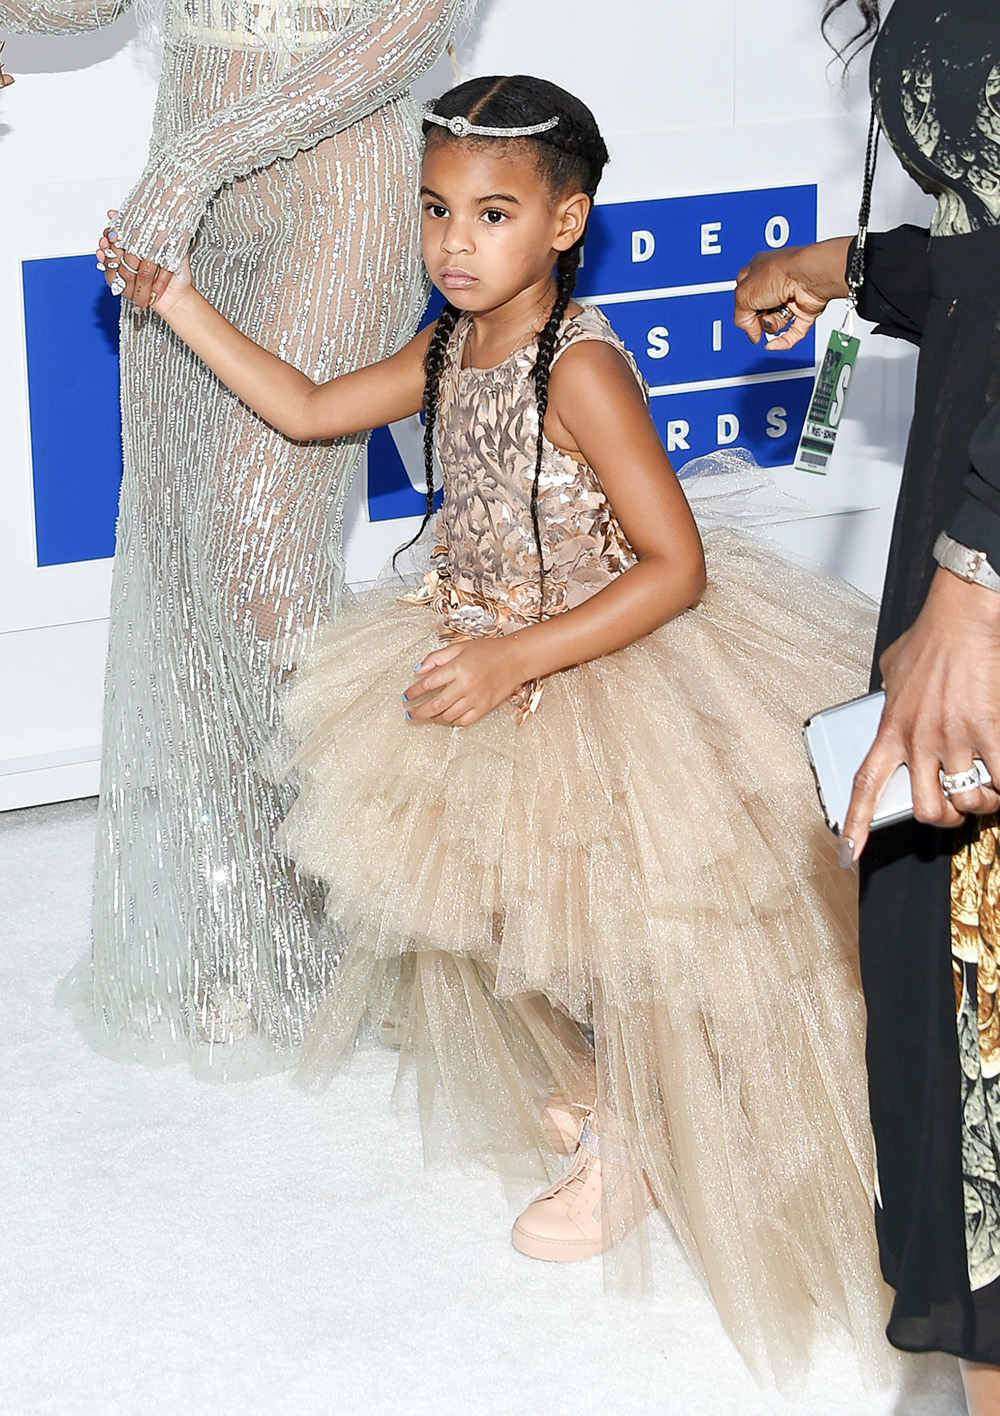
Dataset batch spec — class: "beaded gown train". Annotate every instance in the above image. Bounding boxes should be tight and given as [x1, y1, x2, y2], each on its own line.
[280, 307, 890, 1378]
[0, 0, 472, 1073]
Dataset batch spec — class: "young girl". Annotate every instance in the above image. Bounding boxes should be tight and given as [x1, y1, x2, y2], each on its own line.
[102, 74, 888, 1379]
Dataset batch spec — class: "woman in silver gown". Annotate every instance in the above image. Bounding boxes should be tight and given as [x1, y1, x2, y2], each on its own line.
[1, 0, 472, 1075]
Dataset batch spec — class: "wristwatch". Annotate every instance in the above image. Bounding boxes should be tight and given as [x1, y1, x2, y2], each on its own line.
[932, 531, 1000, 593]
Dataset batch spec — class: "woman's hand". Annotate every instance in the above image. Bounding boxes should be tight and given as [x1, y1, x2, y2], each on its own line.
[733, 236, 853, 351]
[403, 639, 526, 728]
[1, 41, 14, 88]
[841, 568, 1000, 863]
[97, 210, 179, 312]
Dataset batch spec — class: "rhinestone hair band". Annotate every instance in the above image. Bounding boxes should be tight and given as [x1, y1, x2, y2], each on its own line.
[422, 109, 560, 139]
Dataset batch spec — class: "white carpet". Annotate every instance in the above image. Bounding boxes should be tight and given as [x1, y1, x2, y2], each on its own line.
[0, 799, 967, 1416]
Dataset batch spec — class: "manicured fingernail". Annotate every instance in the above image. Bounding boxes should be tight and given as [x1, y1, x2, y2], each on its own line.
[401, 692, 408, 702]
[97, 262, 106, 271]
[108, 230, 117, 241]
[839, 837, 856, 869]
[413, 663, 422, 673]
[405, 710, 412, 720]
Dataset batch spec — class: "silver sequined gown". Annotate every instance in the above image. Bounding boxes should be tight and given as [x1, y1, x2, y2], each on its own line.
[0, 0, 472, 1075]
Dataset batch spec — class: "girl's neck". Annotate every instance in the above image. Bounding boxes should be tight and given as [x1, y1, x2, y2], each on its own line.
[463, 278, 558, 370]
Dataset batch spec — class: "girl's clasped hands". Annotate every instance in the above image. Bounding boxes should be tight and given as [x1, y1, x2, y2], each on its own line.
[404, 639, 528, 727]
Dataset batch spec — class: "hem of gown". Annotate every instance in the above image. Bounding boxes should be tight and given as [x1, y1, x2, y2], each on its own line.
[55, 953, 304, 1084]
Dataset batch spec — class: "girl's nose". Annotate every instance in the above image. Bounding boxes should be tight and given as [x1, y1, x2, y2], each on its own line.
[441, 221, 473, 255]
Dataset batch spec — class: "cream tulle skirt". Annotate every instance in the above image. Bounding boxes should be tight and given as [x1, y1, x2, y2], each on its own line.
[278, 531, 889, 1380]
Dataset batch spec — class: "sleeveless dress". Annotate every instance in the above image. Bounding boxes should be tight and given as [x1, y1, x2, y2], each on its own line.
[855, 0, 1000, 1361]
[0, 0, 472, 1075]
[278, 307, 889, 1378]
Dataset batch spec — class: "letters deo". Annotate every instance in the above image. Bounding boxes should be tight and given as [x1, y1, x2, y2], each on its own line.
[630, 215, 792, 264]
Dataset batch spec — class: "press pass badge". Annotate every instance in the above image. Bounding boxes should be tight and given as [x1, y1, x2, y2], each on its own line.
[793, 325, 861, 474]
[792, 105, 879, 477]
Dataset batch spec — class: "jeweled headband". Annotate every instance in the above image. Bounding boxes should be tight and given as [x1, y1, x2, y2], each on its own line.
[421, 108, 560, 139]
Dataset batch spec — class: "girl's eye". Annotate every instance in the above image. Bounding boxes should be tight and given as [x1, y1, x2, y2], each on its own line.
[423, 203, 448, 218]
[482, 209, 507, 225]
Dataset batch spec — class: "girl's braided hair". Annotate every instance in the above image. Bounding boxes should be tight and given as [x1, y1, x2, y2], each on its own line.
[402, 75, 609, 618]
[822, 0, 880, 64]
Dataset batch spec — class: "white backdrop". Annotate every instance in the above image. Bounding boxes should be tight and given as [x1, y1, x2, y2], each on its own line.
[0, 0, 931, 811]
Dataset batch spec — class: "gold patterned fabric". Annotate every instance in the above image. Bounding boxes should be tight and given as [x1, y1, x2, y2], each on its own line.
[280, 310, 890, 1377]
[952, 818, 1000, 1289]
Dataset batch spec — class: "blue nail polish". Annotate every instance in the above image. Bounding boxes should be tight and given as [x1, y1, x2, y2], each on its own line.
[413, 664, 422, 673]
[108, 229, 117, 241]
[405, 710, 412, 720]
[401, 692, 407, 701]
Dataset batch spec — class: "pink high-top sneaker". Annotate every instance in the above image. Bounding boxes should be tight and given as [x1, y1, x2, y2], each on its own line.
[512, 1116, 605, 1261]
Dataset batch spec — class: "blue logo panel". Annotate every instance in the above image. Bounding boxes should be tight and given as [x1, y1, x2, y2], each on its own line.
[367, 185, 818, 522]
[366, 416, 444, 523]
[651, 377, 815, 468]
[578, 186, 817, 297]
[592, 291, 814, 387]
[22, 254, 123, 567]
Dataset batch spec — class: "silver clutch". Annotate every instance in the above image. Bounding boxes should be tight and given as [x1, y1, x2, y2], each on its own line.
[803, 691, 914, 836]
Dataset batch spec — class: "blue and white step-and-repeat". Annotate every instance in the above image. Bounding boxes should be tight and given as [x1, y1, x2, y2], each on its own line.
[365, 184, 816, 523]
[20, 184, 815, 566]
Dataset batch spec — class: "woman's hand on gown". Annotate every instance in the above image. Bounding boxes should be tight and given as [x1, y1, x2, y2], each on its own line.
[97, 212, 177, 311]
[733, 236, 853, 351]
[841, 568, 1000, 862]
[403, 641, 526, 728]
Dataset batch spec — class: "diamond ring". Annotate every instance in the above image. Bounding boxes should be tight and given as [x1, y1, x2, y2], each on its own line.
[940, 762, 993, 797]
[110, 274, 127, 297]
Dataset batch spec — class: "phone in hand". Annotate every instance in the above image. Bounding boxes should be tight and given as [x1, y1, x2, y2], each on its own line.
[803, 691, 914, 836]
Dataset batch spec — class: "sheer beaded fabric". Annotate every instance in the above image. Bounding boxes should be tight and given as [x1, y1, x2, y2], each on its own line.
[0, 0, 475, 1075]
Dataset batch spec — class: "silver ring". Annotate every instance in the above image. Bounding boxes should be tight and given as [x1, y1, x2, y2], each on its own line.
[775, 304, 794, 322]
[940, 763, 993, 797]
[120, 259, 141, 276]
[110, 275, 126, 297]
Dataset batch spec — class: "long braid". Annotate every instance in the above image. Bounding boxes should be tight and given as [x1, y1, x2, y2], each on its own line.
[529, 246, 580, 619]
[393, 302, 459, 567]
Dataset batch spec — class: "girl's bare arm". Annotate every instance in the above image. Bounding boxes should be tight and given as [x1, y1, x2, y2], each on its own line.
[504, 340, 706, 682]
[105, 247, 429, 439]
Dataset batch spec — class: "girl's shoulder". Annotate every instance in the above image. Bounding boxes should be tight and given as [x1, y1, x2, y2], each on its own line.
[553, 305, 646, 394]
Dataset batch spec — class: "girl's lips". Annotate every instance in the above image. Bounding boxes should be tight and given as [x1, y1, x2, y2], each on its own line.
[440, 270, 477, 289]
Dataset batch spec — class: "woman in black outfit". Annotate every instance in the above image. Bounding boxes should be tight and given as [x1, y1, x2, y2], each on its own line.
[734, 2, 1000, 1410]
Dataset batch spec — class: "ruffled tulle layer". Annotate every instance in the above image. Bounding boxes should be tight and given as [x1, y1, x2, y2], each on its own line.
[278, 531, 890, 1380]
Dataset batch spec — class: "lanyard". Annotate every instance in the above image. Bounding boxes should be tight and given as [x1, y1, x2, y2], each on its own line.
[843, 106, 881, 333]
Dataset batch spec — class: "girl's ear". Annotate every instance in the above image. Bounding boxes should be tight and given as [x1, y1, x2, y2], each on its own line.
[553, 192, 592, 252]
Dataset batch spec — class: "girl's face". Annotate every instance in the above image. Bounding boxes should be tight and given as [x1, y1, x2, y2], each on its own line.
[419, 138, 589, 316]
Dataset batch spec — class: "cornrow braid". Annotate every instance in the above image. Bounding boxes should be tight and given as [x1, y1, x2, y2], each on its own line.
[392, 301, 460, 567]
[529, 246, 581, 619]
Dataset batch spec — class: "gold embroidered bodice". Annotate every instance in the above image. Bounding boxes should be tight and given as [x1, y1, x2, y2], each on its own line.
[400, 306, 643, 719]
[433, 306, 640, 628]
